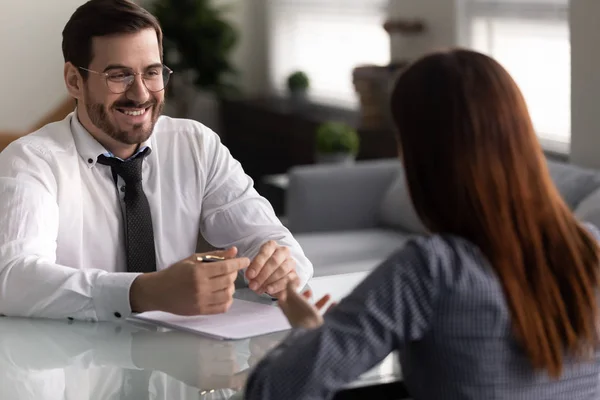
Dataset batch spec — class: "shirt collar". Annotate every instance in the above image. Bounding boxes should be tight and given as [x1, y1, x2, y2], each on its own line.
[70, 108, 152, 168]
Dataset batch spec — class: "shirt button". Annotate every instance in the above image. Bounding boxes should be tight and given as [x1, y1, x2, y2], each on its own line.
[120, 186, 126, 192]
[87, 158, 93, 164]
[114, 312, 122, 318]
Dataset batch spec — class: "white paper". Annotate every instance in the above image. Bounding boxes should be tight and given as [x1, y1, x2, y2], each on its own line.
[130, 299, 291, 340]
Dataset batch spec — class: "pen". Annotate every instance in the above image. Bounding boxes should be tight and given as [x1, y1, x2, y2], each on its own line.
[196, 255, 226, 263]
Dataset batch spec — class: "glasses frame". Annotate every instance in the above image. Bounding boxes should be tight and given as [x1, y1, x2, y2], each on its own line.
[78, 65, 173, 94]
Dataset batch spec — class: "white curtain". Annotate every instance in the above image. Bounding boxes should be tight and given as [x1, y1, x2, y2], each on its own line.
[463, 0, 570, 152]
[268, 0, 390, 108]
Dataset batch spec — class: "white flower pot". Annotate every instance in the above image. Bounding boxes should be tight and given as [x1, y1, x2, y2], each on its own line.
[315, 153, 356, 164]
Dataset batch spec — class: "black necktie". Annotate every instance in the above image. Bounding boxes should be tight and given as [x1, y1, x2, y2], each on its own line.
[97, 150, 157, 273]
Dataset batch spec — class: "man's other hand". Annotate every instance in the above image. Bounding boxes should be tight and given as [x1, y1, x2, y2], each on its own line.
[245, 241, 299, 298]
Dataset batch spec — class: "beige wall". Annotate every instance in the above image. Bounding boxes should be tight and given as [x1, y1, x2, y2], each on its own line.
[0, 0, 85, 132]
[223, 0, 270, 96]
[387, 0, 462, 62]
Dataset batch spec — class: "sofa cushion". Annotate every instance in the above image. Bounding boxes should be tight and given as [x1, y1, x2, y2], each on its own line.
[547, 160, 600, 210]
[295, 229, 412, 276]
[378, 170, 428, 234]
[574, 186, 600, 227]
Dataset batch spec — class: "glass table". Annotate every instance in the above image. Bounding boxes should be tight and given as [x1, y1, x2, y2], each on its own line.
[0, 287, 402, 399]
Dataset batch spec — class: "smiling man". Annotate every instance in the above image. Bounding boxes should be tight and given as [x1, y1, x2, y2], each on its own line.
[0, 0, 313, 322]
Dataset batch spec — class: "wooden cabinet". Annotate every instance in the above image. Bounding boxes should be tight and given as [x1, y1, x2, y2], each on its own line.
[219, 96, 398, 182]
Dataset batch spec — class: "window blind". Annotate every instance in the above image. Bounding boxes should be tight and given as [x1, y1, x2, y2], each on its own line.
[463, 0, 570, 152]
[268, 0, 390, 108]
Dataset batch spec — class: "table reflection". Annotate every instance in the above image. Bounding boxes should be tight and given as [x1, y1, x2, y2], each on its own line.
[0, 314, 288, 400]
[0, 288, 401, 400]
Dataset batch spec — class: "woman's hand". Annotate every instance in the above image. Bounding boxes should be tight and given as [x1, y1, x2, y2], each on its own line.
[277, 281, 335, 329]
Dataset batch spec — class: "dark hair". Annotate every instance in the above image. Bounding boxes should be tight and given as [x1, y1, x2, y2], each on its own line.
[390, 49, 600, 378]
[62, 0, 163, 79]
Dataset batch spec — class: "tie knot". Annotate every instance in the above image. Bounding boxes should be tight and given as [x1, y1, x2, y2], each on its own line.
[97, 149, 150, 184]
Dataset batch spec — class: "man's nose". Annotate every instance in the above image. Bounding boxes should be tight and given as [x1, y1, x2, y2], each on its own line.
[126, 75, 150, 104]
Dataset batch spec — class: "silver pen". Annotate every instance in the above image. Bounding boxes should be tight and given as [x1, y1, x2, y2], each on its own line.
[196, 255, 225, 263]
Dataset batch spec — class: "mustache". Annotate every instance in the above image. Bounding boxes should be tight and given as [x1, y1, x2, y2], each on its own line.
[112, 99, 156, 109]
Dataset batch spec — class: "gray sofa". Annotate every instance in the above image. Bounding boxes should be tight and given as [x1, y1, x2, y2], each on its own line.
[286, 158, 600, 279]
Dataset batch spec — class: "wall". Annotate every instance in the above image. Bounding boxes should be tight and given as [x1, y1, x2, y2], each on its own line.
[223, 0, 270, 96]
[569, 0, 600, 169]
[0, 0, 85, 132]
[387, 0, 462, 62]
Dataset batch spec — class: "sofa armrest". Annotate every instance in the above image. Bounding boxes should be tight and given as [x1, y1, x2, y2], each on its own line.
[285, 159, 401, 233]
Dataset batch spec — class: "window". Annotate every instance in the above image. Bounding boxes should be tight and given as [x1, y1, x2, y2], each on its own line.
[462, 0, 570, 153]
[268, 0, 390, 108]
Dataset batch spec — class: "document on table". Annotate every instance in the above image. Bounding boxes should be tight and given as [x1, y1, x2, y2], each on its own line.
[129, 299, 291, 340]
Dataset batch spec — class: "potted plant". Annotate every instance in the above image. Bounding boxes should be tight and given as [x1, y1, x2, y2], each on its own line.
[151, 0, 240, 119]
[315, 121, 360, 164]
[287, 71, 310, 103]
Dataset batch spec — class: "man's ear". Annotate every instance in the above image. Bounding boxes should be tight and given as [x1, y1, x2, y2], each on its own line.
[64, 62, 83, 100]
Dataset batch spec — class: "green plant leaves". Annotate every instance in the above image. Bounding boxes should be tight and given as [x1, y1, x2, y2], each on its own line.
[316, 121, 360, 155]
[287, 71, 310, 92]
[152, 0, 240, 97]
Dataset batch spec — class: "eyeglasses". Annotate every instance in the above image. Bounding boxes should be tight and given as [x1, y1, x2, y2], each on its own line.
[78, 65, 173, 94]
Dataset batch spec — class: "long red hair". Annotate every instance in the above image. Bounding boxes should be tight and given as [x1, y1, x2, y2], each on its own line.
[390, 49, 600, 378]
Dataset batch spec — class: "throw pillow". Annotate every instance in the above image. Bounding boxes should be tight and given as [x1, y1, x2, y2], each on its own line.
[574, 186, 600, 228]
[379, 170, 428, 234]
[547, 160, 600, 210]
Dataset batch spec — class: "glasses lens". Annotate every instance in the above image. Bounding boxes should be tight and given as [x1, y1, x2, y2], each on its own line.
[144, 67, 171, 92]
[106, 67, 172, 93]
[107, 80, 129, 94]
[162, 68, 171, 89]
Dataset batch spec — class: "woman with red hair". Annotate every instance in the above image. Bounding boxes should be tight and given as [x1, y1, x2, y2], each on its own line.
[245, 49, 600, 400]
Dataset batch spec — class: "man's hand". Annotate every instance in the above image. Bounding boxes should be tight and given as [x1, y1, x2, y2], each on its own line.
[245, 240, 299, 297]
[130, 247, 249, 315]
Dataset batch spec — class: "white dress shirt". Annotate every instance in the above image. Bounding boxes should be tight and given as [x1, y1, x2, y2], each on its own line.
[0, 112, 313, 322]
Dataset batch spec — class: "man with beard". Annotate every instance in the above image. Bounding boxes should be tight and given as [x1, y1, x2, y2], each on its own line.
[0, 0, 313, 322]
